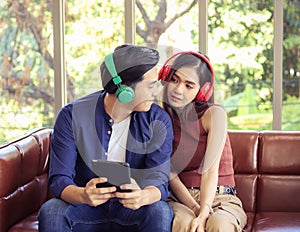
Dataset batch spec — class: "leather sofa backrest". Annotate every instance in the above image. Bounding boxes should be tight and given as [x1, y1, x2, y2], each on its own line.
[229, 130, 300, 214]
[1, 128, 300, 232]
[228, 130, 259, 213]
[257, 131, 300, 212]
[0, 128, 52, 232]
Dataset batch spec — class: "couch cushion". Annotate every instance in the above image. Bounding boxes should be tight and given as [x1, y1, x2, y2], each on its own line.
[259, 131, 300, 174]
[228, 130, 259, 174]
[257, 131, 300, 213]
[243, 212, 255, 232]
[8, 213, 38, 232]
[234, 174, 258, 213]
[228, 130, 259, 214]
[253, 212, 300, 232]
[257, 175, 300, 212]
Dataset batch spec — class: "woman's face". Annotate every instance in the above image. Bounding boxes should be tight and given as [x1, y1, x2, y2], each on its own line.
[166, 66, 200, 109]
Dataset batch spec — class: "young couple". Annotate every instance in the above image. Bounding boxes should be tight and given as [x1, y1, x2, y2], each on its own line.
[38, 44, 247, 232]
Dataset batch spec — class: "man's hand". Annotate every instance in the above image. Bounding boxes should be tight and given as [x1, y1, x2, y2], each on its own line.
[83, 177, 117, 207]
[115, 179, 161, 210]
[114, 178, 142, 210]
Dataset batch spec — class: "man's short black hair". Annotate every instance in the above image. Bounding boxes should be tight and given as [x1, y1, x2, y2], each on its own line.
[100, 44, 159, 94]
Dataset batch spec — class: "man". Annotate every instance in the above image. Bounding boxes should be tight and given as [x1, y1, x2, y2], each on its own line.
[38, 44, 174, 232]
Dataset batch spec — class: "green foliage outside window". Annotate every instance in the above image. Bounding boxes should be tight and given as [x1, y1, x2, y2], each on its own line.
[0, 0, 300, 144]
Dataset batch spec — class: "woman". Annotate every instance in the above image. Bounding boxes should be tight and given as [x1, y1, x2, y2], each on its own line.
[158, 51, 247, 232]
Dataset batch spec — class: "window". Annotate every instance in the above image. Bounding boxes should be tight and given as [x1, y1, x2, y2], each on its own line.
[65, 0, 125, 100]
[0, 1, 54, 143]
[282, 0, 300, 130]
[1, 0, 298, 144]
[209, 0, 274, 130]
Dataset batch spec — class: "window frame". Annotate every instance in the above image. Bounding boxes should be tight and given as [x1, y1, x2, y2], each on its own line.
[53, 0, 284, 130]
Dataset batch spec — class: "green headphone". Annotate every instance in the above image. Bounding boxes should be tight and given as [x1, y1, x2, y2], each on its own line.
[104, 53, 135, 103]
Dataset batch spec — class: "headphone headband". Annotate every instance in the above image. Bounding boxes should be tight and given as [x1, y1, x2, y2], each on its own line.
[104, 53, 122, 85]
[104, 52, 135, 103]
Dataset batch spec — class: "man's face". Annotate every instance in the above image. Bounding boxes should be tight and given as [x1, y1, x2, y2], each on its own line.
[131, 67, 158, 112]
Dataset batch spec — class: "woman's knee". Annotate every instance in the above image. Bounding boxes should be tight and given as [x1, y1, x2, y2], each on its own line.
[169, 202, 194, 232]
[206, 212, 240, 232]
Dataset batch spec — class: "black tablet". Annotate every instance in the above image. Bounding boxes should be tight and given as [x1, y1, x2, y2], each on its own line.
[91, 160, 131, 192]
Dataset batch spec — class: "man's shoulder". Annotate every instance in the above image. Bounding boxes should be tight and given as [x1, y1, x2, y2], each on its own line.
[143, 103, 172, 126]
[133, 103, 170, 120]
[65, 91, 104, 111]
[72, 91, 103, 104]
[58, 91, 103, 117]
[149, 103, 170, 117]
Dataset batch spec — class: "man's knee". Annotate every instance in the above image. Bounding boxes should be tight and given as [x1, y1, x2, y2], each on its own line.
[38, 198, 70, 227]
[38, 198, 71, 232]
[133, 201, 173, 232]
[146, 201, 173, 220]
[39, 198, 68, 216]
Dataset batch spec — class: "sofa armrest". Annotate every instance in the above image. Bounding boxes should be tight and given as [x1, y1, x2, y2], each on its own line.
[0, 128, 52, 232]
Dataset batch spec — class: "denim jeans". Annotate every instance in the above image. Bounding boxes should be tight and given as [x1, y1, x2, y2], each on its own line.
[38, 198, 173, 232]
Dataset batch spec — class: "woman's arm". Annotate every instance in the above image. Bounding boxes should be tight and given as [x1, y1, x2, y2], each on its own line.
[170, 172, 200, 215]
[190, 106, 228, 231]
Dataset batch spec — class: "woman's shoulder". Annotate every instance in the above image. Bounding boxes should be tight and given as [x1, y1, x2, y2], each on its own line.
[201, 104, 227, 131]
[193, 102, 226, 119]
[205, 104, 226, 115]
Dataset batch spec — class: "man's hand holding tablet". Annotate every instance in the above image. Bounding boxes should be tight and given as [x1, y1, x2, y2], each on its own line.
[91, 160, 132, 193]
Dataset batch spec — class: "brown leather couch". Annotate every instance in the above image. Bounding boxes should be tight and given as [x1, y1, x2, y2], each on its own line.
[1, 128, 300, 232]
[229, 130, 300, 232]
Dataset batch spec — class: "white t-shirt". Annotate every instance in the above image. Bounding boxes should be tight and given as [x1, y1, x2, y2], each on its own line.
[107, 116, 131, 162]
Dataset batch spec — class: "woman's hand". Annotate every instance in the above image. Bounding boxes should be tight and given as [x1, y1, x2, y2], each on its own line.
[189, 216, 207, 232]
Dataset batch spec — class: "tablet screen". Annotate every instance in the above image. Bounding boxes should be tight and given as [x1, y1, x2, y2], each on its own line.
[91, 160, 131, 187]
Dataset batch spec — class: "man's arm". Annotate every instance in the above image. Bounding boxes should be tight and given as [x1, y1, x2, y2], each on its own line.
[139, 108, 174, 200]
[116, 107, 173, 209]
[48, 105, 78, 198]
[61, 178, 117, 206]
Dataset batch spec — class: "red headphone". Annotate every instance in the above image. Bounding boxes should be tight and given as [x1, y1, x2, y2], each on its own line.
[158, 51, 215, 102]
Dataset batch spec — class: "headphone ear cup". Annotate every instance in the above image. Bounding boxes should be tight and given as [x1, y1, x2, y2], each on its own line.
[196, 82, 212, 102]
[116, 85, 135, 103]
[158, 65, 172, 82]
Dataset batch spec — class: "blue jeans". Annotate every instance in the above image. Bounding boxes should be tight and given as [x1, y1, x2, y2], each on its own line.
[38, 198, 173, 232]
